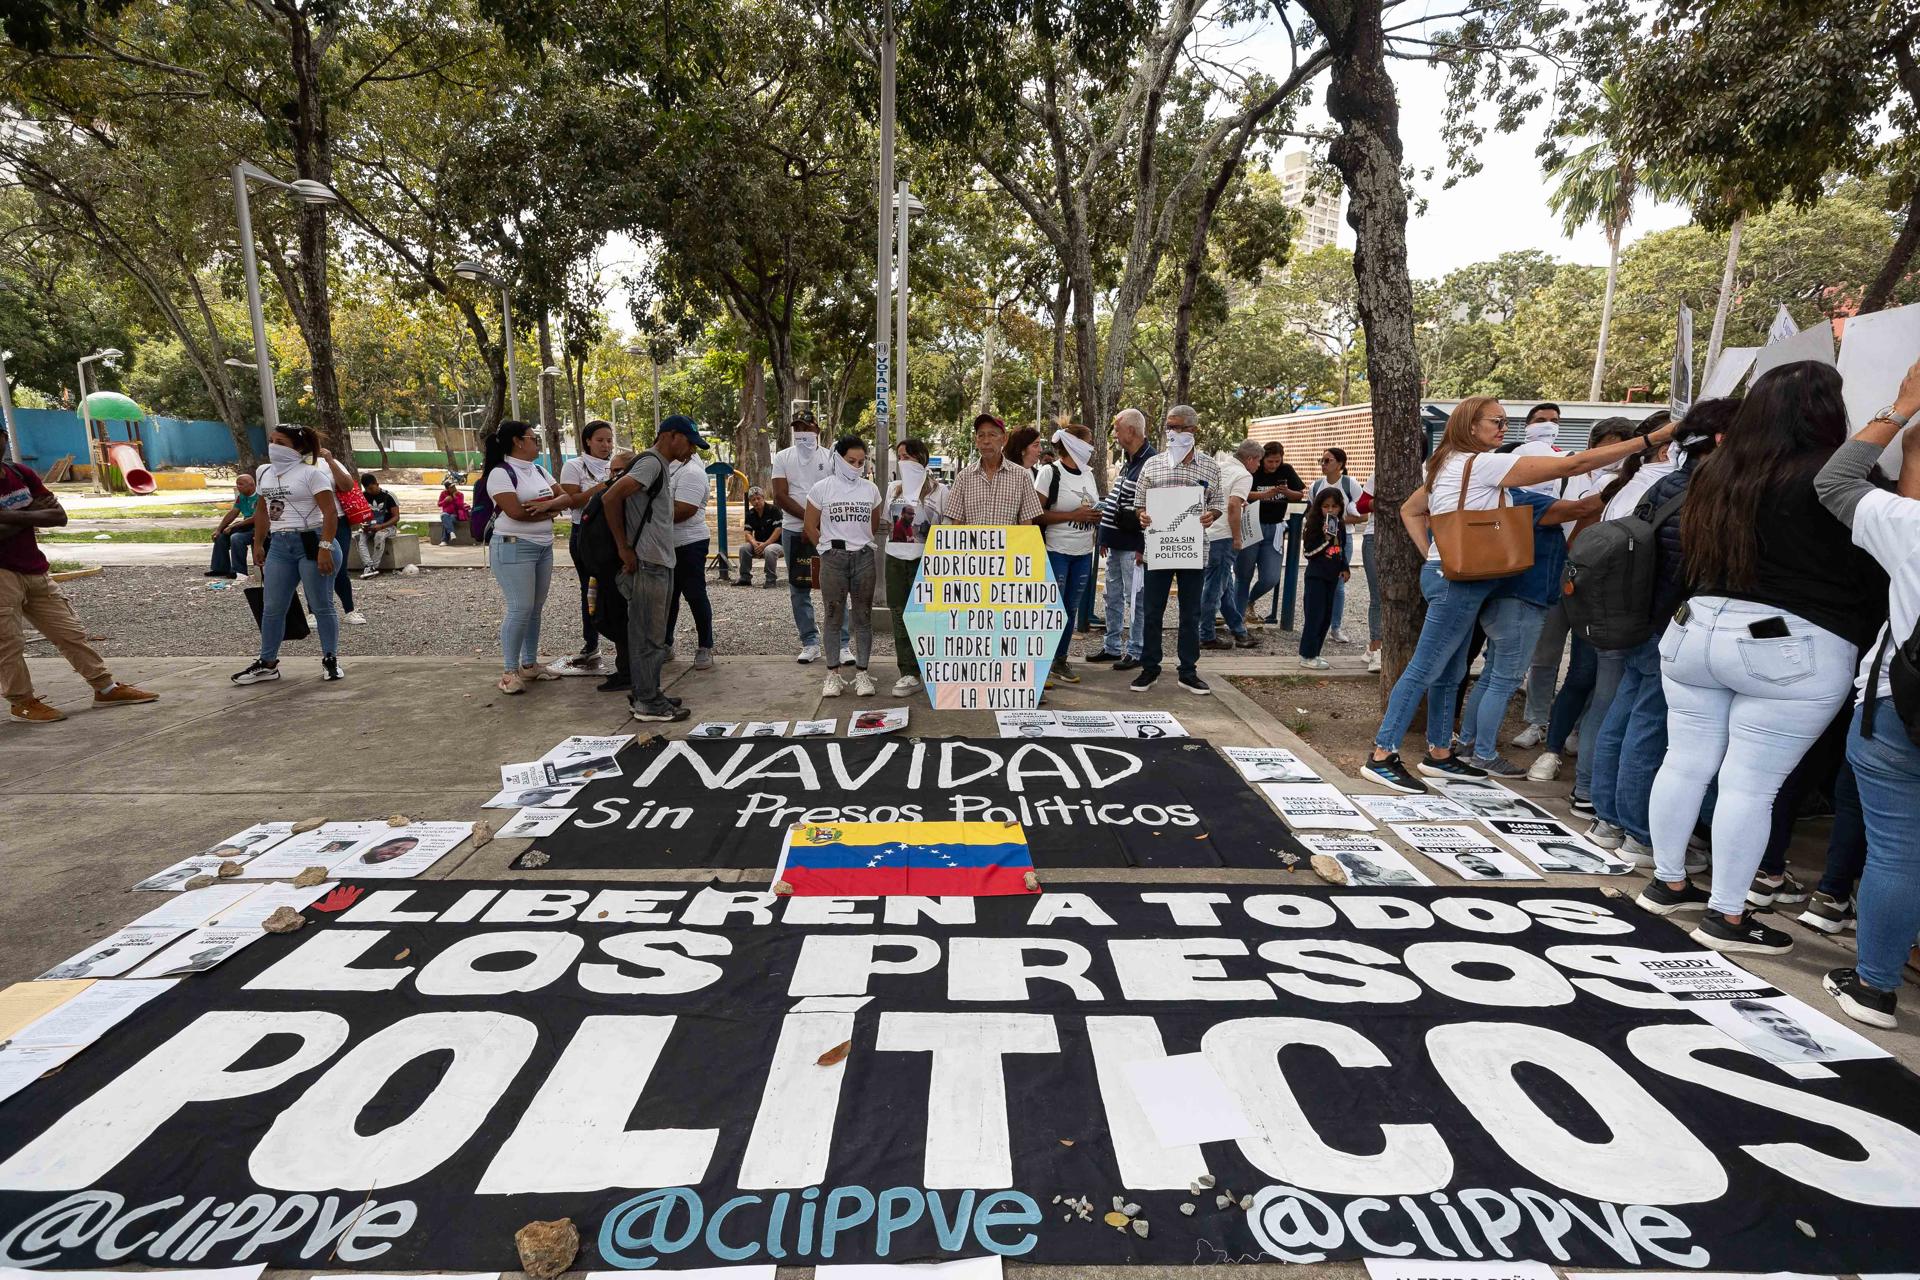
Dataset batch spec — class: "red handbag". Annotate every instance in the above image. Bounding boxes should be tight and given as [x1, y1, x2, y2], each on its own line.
[336, 485, 374, 527]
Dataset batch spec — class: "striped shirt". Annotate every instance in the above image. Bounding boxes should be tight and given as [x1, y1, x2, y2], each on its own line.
[1097, 443, 1157, 552]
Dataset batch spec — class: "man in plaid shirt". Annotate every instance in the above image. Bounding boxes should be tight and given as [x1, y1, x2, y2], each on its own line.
[1132, 404, 1225, 696]
[944, 414, 1044, 526]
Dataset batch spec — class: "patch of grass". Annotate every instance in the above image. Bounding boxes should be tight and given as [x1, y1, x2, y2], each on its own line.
[47, 560, 87, 573]
[44, 528, 218, 544]
[55, 503, 229, 519]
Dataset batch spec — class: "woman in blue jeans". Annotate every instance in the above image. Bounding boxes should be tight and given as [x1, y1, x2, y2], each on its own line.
[1363, 397, 1675, 794]
[481, 420, 565, 694]
[1811, 356, 1920, 1027]
[230, 425, 342, 685]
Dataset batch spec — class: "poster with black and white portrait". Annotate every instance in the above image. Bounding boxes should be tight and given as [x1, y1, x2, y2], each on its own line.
[1300, 834, 1433, 886]
[1486, 819, 1634, 876]
[1391, 824, 1541, 881]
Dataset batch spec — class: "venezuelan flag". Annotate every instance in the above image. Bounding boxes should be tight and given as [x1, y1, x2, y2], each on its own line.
[780, 821, 1036, 897]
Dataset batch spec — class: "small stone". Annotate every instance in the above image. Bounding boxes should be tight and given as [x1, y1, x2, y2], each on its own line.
[1310, 853, 1349, 885]
[519, 849, 550, 868]
[1795, 1219, 1816, 1238]
[1052, 1195, 1062, 1204]
[1058, 1138, 1075, 1146]
[1197, 1174, 1215, 1189]
[1023, 870, 1040, 892]
[774, 880, 794, 895]
[1179, 1202, 1195, 1216]
[1216, 1195, 1232, 1209]
[261, 906, 306, 934]
[387, 814, 412, 827]
[1122, 1201, 1140, 1215]
[1062, 1215, 1072, 1223]
[1112, 1195, 1126, 1211]
[394, 948, 411, 961]
[1103, 1211, 1130, 1229]
[1600, 885, 1626, 898]
[183, 874, 217, 891]
[1189, 1182, 1204, 1196]
[515, 1217, 579, 1280]
[1132, 1219, 1148, 1238]
[1238, 1195, 1253, 1211]
[472, 821, 495, 847]
[216, 860, 244, 878]
[292, 816, 326, 833]
[291, 866, 328, 888]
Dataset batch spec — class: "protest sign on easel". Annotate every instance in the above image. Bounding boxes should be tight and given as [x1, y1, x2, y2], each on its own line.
[1144, 485, 1205, 568]
[902, 524, 1067, 710]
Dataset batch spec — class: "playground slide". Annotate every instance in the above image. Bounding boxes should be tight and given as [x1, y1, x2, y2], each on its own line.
[104, 442, 157, 495]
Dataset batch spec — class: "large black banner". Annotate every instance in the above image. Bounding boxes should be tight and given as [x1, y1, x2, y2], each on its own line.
[522, 736, 1306, 871]
[2, 882, 1917, 1273]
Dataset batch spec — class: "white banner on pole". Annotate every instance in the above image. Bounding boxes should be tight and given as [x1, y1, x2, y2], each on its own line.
[1698, 345, 1759, 399]
[1750, 319, 1836, 384]
[1768, 303, 1800, 343]
[1836, 301, 1920, 477]
[1670, 302, 1694, 418]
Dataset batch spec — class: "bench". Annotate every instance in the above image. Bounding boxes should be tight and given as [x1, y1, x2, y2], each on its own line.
[345, 531, 422, 572]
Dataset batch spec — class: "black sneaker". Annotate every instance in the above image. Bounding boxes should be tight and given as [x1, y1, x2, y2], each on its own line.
[1690, 912, 1794, 955]
[1471, 753, 1527, 778]
[1177, 672, 1211, 696]
[1361, 753, 1426, 795]
[1115, 657, 1141, 672]
[1129, 668, 1161, 692]
[231, 660, 280, 686]
[1202, 637, 1236, 651]
[1418, 752, 1488, 780]
[1747, 871, 1808, 907]
[1085, 650, 1120, 664]
[1234, 633, 1259, 649]
[1797, 891, 1856, 935]
[597, 674, 632, 693]
[631, 700, 691, 723]
[321, 655, 343, 682]
[1824, 967, 1897, 1029]
[1634, 878, 1711, 916]
[1569, 793, 1596, 817]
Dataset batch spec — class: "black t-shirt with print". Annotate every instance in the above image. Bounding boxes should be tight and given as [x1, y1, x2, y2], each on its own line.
[743, 505, 781, 542]
[368, 491, 401, 525]
[1255, 463, 1305, 528]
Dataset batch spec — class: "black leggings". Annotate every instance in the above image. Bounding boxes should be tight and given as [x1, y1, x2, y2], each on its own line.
[665, 539, 716, 649]
[1300, 575, 1337, 659]
[567, 532, 598, 652]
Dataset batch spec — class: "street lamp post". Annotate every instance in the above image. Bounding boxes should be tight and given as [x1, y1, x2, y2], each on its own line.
[893, 184, 924, 454]
[0, 349, 18, 464]
[610, 396, 629, 446]
[873, 0, 896, 499]
[76, 347, 124, 492]
[452, 261, 521, 421]
[624, 344, 660, 433]
[231, 162, 339, 432]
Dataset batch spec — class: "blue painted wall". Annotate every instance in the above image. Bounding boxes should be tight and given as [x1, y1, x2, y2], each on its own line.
[6, 407, 266, 470]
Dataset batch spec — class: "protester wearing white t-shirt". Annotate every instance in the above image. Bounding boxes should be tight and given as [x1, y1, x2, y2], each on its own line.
[883, 438, 947, 695]
[555, 419, 617, 671]
[481, 420, 563, 694]
[1510, 403, 1565, 496]
[1200, 441, 1262, 650]
[231, 425, 345, 687]
[805, 436, 882, 696]
[1360, 397, 1677, 796]
[771, 412, 839, 662]
[664, 458, 716, 670]
[1034, 424, 1104, 683]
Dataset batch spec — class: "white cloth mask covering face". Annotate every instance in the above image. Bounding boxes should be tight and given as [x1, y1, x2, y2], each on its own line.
[1053, 430, 1094, 469]
[1165, 431, 1195, 466]
[833, 452, 864, 484]
[793, 431, 820, 454]
[268, 443, 303, 469]
[1526, 419, 1559, 444]
[896, 459, 927, 496]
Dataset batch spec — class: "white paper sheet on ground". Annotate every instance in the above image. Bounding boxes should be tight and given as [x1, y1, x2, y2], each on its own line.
[847, 706, 910, 737]
[1353, 794, 1473, 824]
[1699, 345, 1760, 399]
[129, 882, 260, 928]
[483, 782, 583, 810]
[239, 822, 389, 879]
[1122, 1052, 1255, 1146]
[817, 1259, 1002, 1280]
[339, 821, 473, 879]
[128, 929, 262, 978]
[1053, 710, 1122, 736]
[688, 721, 740, 738]
[38, 927, 188, 980]
[1486, 818, 1634, 875]
[793, 718, 837, 737]
[0, 1268, 267, 1280]
[500, 760, 549, 788]
[540, 734, 634, 782]
[996, 710, 1056, 737]
[1391, 824, 1541, 880]
[1580, 1273, 1837, 1280]
[191, 822, 295, 860]
[1366, 1260, 1559, 1280]
[1836, 301, 1920, 475]
[1750, 318, 1837, 383]
[0, 980, 91, 1039]
[1692, 993, 1891, 1065]
[497, 807, 574, 839]
[742, 721, 790, 738]
[8, 979, 176, 1046]
[588, 1269, 775, 1280]
[205, 881, 334, 929]
[1436, 778, 1550, 822]
[1145, 485, 1207, 569]
[1302, 834, 1433, 885]
[133, 855, 243, 892]
[1634, 951, 1781, 1001]
[0, 1044, 81, 1105]
[1114, 711, 1187, 738]
[1224, 746, 1320, 783]
[1262, 783, 1376, 830]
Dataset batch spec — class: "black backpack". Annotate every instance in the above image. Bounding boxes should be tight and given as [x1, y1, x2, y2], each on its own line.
[1862, 620, 1920, 745]
[1562, 490, 1688, 650]
[575, 454, 665, 578]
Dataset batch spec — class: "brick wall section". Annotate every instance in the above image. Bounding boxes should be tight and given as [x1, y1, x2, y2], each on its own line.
[1246, 404, 1379, 480]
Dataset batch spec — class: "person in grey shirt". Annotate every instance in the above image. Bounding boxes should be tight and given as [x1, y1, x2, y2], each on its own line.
[604, 415, 705, 722]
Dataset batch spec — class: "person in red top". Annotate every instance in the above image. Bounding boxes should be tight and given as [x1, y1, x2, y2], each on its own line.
[0, 423, 158, 722]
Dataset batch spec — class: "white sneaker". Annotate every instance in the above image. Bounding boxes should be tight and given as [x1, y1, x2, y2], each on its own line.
[1298, 656, 1330, 670]
[1331, 628, 1351, 644]
[344, 610, 368, 626]
[1585, 819, 1626, 849]
[1366, 648, 1382, 672]
[892, 674, 923, 696]
[854, 670, 877, 696]
[1621, 835, 1655, 866]
[1511, 723, 1546, 749]
[797, 644, 822, 664]
[1565, 728, 1580, 755]
[822, 671, 847, 697]
[694, 647, 714, 671]
[1527, 750, 1563, 782]
[359, 567, 377, 580]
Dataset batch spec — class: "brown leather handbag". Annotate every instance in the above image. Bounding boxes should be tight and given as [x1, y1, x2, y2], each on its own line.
[1430, 454, 1535, 581]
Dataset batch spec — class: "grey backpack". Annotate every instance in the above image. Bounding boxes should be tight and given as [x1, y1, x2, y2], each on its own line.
[1561, 490, 1687, 650]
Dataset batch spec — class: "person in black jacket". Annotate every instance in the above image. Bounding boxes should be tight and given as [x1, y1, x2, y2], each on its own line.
[1296, 487, 1351, 668]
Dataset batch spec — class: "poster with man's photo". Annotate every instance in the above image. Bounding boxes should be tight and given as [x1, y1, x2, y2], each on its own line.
[1113, 711, 1187, 738]
[1392, 823, 1541, 880]
[539, 735, 634, 782]
[1260, 782, 1375, 830]
[483, 782, 583, 810]
[1223, 746, 1320, 784]
[1691, 994, 1891, 1066]
[1437, 778, 1552, 822]
[1486, 818, 1634, 875]
[238, 822, 391, 880]
[1354, 794, 1474, 824]
[336, 822, 474, 879]
[37, 927, 187, 980]
[1300, 834, 1433, 886]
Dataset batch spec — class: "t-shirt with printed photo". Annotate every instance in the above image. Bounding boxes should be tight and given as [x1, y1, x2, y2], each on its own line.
[253, 461, 335, 532]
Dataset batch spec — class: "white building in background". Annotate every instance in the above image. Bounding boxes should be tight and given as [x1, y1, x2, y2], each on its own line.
[1279, 151, 1344, 252]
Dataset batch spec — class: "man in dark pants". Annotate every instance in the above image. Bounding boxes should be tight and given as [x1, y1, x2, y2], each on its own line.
[604, 417, 703, 723]
[1131, 405, 1225, 696]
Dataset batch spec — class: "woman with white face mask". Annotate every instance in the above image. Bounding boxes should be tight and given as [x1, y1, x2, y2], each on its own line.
[805, 435, 884, 697]
[555, 419, 618, 673]
[232, 425, 343, 685]
[882, 438, 947, 696]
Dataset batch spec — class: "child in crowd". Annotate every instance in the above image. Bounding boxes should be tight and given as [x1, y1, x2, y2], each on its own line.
[438, 477, 470, 545]
[1298, 486, 1351, 669]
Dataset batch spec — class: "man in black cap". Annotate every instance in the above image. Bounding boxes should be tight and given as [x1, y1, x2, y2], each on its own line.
[603, 415, 706, 722]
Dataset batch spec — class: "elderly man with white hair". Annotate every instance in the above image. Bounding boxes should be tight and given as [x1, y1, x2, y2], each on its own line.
[1086, 407, 1157, 671]
[1198, 439, 1263, 651]
[1131, 404, 1226, 695]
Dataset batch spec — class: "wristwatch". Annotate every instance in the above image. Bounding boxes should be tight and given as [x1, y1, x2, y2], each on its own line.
[1871, 405, 1913, 428]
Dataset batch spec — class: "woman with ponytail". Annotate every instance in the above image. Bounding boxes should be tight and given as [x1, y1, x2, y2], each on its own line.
[482, 419, 564, 694]
[232, 424, 343, 685]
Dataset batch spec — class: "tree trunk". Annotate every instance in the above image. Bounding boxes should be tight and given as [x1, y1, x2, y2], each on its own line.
[536, 311, 563, 464]
[975, 309, 1000, 415]
[280, 5, 348, 459]
[1049, 278, 1069, 421]
[737, 358, 771, 489]
[1589, 225, 1622, 401]
[1860, 181, 1920, 315]
[1704, 213, 1744, 375]
[769, 325, 799, 439]
[371, 412, 390, 471]
[1310, 0, 1421, 697]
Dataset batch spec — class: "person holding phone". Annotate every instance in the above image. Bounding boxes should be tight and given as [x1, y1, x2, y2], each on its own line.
[232, 425, 343, 685]
[1635, 362, 1889, 956]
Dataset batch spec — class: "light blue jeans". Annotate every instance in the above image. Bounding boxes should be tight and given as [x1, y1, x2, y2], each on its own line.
[1048, 550, 1095, 661]
[1361, 531, 1382, 644]
[1648, 596, 1858, 913]
[1374, 564, 1499, 754]
[1199, 537, 1245, 641]
[259, 531, 340, 662]
[1101, 546, 1146, 659]
[490, 535, 554, 672]
[1590, 635, 1666, 844]
[1574, 651, 1626, 801]
[1847, 701, 1920, 991]
[1459, 596, 1549, 762]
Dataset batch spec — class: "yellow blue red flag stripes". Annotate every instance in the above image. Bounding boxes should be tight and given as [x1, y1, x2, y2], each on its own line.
[777, 821, 1036, 896]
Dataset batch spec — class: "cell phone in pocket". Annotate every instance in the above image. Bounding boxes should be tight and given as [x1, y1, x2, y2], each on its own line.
[1748, 616, 1791, 639]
